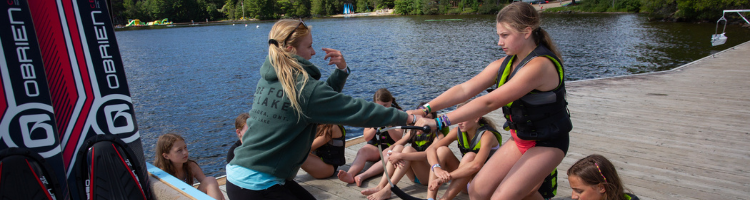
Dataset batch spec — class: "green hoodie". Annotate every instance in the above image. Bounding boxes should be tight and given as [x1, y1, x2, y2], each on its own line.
[230, 55, 407, 180]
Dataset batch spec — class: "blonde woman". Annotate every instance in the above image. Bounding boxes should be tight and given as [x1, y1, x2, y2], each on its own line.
[226, 19, 421, 200]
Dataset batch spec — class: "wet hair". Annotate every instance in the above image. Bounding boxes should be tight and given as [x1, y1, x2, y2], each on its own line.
[154, 133, 196, 185]
[373, 88, 402, 110]
[234, 113, 250, 130]
[268, 19, 312, 119]
[496, 2, 562, 60]
[456, 101, 497, 130]
[315, 124, 336, 138]
[567, 154, 627, 200]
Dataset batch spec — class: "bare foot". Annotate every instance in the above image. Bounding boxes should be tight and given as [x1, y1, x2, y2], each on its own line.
[360, 186, 382, 195]
[354, 175, 364, 187]
[337, 170, 354, 184]
[367, 187, 392, 200]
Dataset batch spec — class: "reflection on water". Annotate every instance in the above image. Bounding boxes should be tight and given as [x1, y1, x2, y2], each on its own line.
[116, 14, 750, 176]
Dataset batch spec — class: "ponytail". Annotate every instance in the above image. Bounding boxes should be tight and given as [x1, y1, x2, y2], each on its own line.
[268, 20, 312, 119]
[534, 27, 562, 60]
[478, 117, 497, 130]
[497, 2, 562, 62]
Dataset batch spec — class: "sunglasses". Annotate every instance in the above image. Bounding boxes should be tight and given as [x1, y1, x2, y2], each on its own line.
[284, 19, 307, 46]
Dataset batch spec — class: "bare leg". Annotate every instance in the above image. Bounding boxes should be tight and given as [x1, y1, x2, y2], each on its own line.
[197, 176, 224, 200]
[355, 147, 391, 187]
[469, 139, 522, 200]
[339, 145, 380, 184]
[490, 147, 564, 200]
[301, 154, 335, 179]
[427, 146, 460, 199]
[404, 146, 431, 186]
[363, 145, 405, 195]
[440, 153, 476, 200]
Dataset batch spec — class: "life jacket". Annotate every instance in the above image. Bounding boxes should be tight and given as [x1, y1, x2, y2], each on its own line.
[539, 168, 558, 199]
[494, 45, 572, 141]
[456, 124, 502, 156]
[367, 127, 396, 149]
[315, 125, 346, 166]
[625, 193, 640, 200]
[410, 127, 449, 152]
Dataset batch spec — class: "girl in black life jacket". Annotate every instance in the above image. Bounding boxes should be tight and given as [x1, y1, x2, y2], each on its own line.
[424, 102, 502, 200]
[301, 124, 346, 179]
[410, 2, 571, 199]
[338, 88, 406, 186]
[361, 102, 446, 200]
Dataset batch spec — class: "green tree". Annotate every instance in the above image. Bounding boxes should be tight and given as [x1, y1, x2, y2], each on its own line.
[356, 0, 370, 12]
[312, 0, 326, 15]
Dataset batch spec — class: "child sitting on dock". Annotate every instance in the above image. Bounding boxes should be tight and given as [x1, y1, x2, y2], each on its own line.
[568, 154, 640, 200]
[155, 133, 225, 200]
[338, 88, 406, 186]
[301, 124, 347, 178]
[227, 113, 249, 163]
[424, 102, 502, 200]
[361, 102, 447, 200]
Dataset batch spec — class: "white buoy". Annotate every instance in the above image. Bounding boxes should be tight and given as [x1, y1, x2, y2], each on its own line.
[245, 24, 248, 27]
[256, 25, 259, 28]
[233, 24, 235, 26]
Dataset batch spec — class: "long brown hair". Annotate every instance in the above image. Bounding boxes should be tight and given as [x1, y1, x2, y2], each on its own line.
[373, 88, 402, 110]
[154, 133, 196, 185]
[316, 124, 336, 138]
[567, 154, 627, 200]
[496, 2, 562, 60]
[268, 19, 312, 119]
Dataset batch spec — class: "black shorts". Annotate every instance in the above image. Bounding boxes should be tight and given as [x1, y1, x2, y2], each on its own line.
[227, 179, 316, 200]
[536, 132, 569, 155]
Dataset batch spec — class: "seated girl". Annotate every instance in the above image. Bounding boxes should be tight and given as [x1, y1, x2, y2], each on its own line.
[155, 133, 225, 200]
[425, 102, 502, 200]
[567, 154, 640, 200]
[301, 124, 346, 179]
[361, 102, 449, 200]
[338, 88, 406, 186]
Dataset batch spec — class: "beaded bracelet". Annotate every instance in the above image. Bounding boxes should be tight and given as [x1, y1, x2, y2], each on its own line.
[435, 117, 443, 131]
[418, 106, 428, 115]
[441, 115, 451, 127]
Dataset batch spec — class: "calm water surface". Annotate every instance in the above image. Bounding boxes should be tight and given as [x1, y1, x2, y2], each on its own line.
[116, 14, 750, 176]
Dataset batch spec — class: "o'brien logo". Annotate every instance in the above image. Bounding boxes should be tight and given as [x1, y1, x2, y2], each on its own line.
[0, 5, 61, 158]
[91, 10, 121, 90]
[2, 108, 60, 157]
[75, 1, 139, 142]
[89, 97, 138, 143]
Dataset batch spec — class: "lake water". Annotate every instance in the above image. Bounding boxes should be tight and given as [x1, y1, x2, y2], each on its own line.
[116, 14, 750, 176]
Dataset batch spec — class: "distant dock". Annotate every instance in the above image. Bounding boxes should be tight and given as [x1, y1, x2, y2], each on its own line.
[199, 41, 750, 199]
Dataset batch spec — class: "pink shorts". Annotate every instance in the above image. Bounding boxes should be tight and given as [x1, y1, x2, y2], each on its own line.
[511, 129, 536, 154]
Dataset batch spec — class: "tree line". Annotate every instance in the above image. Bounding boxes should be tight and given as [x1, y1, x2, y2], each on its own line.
[108, 0, 749, 25]
[109, 0, 509, 24]
[548, 0, 750, 22]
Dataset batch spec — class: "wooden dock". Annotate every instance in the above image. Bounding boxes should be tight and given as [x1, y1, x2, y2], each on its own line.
[209, 41, 750, 200]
